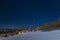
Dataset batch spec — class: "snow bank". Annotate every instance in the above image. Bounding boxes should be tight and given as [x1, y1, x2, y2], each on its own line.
[0, 30, 60, 40]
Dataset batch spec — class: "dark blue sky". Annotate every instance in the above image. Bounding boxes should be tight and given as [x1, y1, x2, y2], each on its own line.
[0, 0, 60, 28]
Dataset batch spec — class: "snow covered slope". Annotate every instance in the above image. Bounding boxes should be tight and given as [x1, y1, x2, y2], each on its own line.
[0, 30, 60, 40]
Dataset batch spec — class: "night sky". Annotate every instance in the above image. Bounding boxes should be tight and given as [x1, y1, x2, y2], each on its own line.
[0, 0, 60, 28]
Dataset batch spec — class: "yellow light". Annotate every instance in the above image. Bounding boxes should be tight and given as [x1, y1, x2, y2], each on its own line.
[18, 31, 24, 35]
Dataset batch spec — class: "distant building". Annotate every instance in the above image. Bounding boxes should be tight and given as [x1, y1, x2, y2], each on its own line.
[18, 31, 24, 35]
[16, 30, 27, 35]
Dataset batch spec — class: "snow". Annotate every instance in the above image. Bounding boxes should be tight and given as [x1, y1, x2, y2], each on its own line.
[0, 30, 60, 40]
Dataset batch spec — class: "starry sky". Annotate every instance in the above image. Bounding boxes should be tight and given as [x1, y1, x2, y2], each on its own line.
[0, 0, 60, 28]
